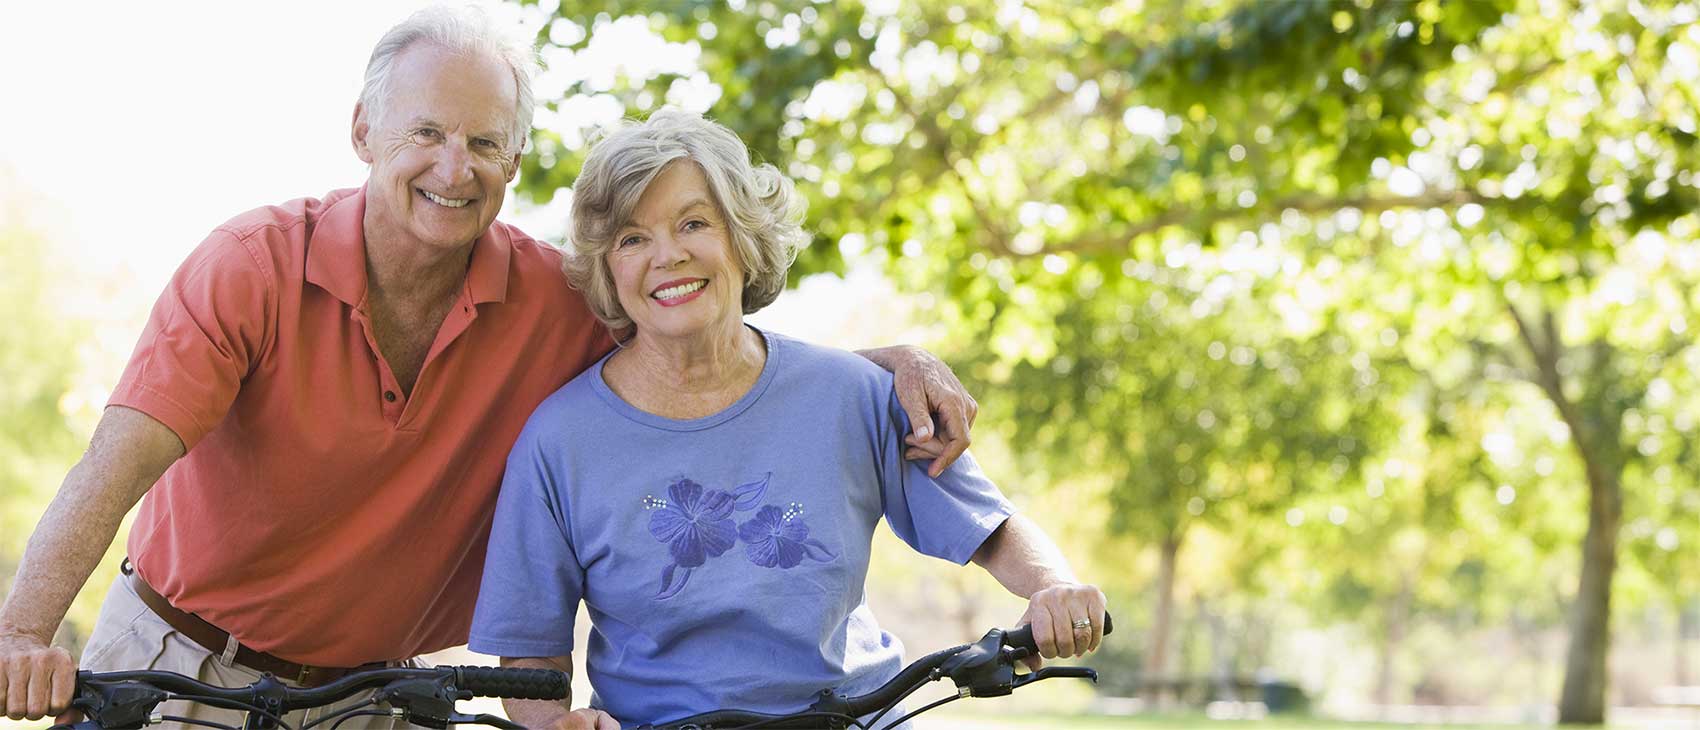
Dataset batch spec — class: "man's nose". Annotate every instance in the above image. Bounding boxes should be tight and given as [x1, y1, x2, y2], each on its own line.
[433, 140, 476, 186]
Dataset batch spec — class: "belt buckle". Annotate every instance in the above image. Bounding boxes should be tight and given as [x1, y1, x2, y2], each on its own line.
[296, 665, 315, 686]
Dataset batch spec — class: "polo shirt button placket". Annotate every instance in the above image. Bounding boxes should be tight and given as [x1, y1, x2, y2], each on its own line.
[384, 390, 397, 403]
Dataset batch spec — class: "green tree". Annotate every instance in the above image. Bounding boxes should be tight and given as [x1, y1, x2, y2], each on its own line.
[0, 176, 93, 649]
[515, 0, 1700, 719]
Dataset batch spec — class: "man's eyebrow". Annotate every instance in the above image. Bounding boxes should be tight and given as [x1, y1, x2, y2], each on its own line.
[400, 117, 505, 140]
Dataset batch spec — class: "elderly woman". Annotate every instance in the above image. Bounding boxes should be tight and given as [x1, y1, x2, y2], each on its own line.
[469, 110, 1107, 730]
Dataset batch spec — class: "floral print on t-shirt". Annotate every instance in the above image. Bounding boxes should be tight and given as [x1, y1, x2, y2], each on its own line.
[644, 473, 837, 599]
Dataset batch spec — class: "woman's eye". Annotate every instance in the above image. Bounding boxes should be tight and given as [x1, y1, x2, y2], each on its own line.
[683, 220, 707, 231]
[618, 236, 643, 248]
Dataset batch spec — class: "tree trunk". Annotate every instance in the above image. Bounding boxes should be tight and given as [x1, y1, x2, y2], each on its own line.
[1557, 481, 1621, 724]
[1508, 304, 1626, 726]
[1375, 582, 1412, 709]
[1678, 599, 1695, 687]
[1144, 529, 1182, 706]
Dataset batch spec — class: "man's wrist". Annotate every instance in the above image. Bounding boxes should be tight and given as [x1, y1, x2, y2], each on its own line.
[856, 344, 919, 372]
[0, 624, 55, 647]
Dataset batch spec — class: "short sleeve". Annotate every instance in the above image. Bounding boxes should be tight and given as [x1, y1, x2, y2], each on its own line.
[469, 425, 586, 657]
[877, 388, 1015, 565]
[106, 229, 275, 450]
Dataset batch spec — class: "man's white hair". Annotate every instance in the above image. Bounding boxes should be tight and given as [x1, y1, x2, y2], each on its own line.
[360, 5, 539, 152]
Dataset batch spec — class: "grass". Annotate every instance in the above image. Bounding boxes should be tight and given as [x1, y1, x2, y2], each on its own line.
[915, 710, 1599, 730]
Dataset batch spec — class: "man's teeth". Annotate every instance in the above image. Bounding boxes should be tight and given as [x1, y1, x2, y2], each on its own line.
[653, 281, 707, 300]
[421, 190, 471, 208]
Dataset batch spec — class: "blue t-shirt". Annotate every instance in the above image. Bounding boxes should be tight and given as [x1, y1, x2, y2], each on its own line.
[469, 330, 1015, 727]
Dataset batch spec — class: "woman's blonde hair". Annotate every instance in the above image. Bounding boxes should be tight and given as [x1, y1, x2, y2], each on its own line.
[565, 109, 808, 331]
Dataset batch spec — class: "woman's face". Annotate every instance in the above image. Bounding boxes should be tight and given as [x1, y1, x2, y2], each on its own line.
[607, 161, 745, 344]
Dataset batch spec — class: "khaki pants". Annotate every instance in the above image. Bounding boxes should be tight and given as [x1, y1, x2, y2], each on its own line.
[81, 575, 429, 729]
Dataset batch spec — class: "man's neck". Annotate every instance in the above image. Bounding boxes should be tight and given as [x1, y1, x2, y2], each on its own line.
[362, 220, 473, 307]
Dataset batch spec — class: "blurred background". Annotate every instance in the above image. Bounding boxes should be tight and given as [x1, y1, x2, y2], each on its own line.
[4, 0, 1699, 727]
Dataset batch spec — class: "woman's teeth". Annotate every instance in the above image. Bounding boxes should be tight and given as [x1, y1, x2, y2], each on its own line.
[653, 281, 707, 300]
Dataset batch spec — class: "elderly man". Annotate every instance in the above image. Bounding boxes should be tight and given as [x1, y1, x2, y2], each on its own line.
[0, 7, 977, 728]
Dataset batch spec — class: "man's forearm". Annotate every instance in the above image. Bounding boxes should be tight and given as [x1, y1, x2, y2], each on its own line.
[970, 515, 1078, 599]
[1, 463, 144, 641]
[0, 407, 181, 643]
[854, 344, 913, 373]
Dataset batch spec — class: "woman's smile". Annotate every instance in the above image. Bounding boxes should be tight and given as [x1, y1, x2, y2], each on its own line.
[651, 278, 710, 307]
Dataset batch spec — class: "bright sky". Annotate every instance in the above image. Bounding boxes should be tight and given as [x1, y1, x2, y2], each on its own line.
[0, 1, 915, 355]
[1, 1, 448, 292]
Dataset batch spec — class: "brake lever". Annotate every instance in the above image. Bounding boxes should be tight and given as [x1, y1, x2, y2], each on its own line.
[374, 676, 472, 729]
[1012, 666, 1099, 690]
[446, 712, 525, 730]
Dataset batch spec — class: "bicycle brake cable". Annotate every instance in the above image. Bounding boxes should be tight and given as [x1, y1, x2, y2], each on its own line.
[158, 715, 241, 730]
[165, 694, 297, 730]
[860, 676, 932, 730]
[869, 692, 963, 729]
[327, 709, 395, 730]
[299, 698, 379, 730]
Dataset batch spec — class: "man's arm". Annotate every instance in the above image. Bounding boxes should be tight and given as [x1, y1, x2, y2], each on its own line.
[498, 656, 617, 730]
[970, 514, 1108, 669]
[856, 345, 979, 477]
[0, 406, 184, 721]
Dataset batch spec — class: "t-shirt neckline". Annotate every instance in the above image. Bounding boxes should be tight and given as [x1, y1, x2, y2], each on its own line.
[588, 326, 781, 432]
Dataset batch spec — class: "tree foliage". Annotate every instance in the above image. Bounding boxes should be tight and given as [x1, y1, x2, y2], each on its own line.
[516, 0, 1700, 717]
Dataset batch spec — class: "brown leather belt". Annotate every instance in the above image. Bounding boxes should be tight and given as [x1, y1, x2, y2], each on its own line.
[125, 569, 383, 687]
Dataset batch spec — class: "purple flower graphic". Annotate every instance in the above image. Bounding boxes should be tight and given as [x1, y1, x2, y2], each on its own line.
[738, 505, 836, 569]
[648, 479, 737, 598]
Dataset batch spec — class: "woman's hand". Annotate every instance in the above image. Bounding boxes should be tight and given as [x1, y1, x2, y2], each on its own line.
[554, 707, 619, 730]
[1016, 582, 1109, 671]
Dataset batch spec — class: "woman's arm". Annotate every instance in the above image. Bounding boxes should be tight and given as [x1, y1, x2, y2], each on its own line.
[970, 514, 1109, 667]
[498, 656, 618, 730]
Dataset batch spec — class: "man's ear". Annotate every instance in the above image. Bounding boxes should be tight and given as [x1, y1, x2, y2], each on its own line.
[506, 152, 522, 183]
[351, 102, 375, 164]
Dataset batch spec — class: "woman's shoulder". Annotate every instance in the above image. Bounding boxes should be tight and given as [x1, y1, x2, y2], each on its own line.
[763, 331, 899, 424]
[766, 331, 894, 388]
[515, 360, 618, 443]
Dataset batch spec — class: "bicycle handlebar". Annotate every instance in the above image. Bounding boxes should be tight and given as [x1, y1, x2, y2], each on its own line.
[66, 665, 567, 730]
[642, 613, 1112, 730]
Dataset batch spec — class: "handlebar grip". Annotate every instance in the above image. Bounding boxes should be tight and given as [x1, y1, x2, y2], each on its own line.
[454, 667, 569, 700]
[1005, 613, 1114, 653]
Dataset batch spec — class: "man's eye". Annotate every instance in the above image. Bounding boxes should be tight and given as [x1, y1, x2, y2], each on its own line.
[412, 128, 442, 142]
[474, 138, 500, 149]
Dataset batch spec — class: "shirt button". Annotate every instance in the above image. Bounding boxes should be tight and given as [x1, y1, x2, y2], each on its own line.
[384, 391, 397, 402]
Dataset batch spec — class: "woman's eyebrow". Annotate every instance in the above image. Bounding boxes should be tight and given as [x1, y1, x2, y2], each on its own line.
[675, 198, 716, 215]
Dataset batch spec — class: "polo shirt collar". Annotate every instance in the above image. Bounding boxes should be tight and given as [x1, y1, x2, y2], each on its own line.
[305, 185, 513, 308]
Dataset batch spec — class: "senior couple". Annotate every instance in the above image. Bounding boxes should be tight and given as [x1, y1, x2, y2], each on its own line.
[0, 7, 1105, 730]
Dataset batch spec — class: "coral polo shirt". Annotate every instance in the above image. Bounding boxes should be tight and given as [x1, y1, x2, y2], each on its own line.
[110, 187, 612, 666]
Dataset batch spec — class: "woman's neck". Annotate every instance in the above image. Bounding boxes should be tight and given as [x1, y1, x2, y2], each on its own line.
[604, 321, 767, 419]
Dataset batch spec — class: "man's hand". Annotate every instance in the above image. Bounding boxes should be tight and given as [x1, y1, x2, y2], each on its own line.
[554, 708, 619, 729]
[858, 345, 978, 477]
[1014, 582, 1109, 672]
[0, 631, 77, 721]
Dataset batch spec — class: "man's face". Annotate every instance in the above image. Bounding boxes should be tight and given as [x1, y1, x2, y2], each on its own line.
[354, 43, 520, 253]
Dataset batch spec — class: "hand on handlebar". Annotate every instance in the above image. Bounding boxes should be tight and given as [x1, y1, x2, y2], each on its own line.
[1016, 582, 1109, 671]
[555, 707, 619, 729]
[0, 631, 77, 721]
